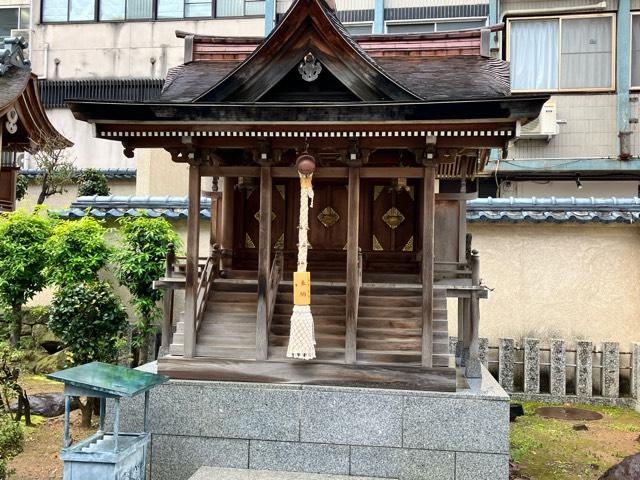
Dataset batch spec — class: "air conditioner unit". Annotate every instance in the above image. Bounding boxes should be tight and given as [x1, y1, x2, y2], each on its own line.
[10, 29, 29, 46]
[518, 101, 558, 141]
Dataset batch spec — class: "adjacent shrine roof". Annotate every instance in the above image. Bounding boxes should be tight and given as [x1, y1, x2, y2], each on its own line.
[1, 37, 71, 151]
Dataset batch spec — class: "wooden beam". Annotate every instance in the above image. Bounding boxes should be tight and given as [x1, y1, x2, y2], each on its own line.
[421, 164, 436, 368]
[183, 164, 201, 358]
[273, 167, 348, 178]
[157, 358, 457, 392]
[209, 191, 222, 248]
[256, 166, 272, 361]
[201, 166, 260, 177]
[221, 177, 235, 270]
[345, 167, 360, 364]
[360, 167, 424, 178]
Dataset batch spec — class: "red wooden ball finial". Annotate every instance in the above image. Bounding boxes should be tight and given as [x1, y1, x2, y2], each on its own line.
[296, 154, 316, 175]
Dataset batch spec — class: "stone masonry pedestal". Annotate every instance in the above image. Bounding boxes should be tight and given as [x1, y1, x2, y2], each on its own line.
[113, 364, 510, 480]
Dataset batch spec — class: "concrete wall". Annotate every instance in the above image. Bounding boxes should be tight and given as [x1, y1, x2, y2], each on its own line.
[449, 222, 640, 351]
[497, 180, 639, 197]
[501, 0, 618, 11]
[29, 17, 264, 79]
[508, 94, 619, 160]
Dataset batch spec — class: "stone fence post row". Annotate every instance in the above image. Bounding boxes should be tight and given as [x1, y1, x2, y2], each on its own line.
[450, 338, 640, 401]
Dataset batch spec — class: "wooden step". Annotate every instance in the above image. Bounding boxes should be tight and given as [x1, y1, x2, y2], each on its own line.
[213, 281, 257, 293]
[206, 302, 257, 313]
[210, 291, 257, 303]
[271, 324, 345, 336]
[276, 293, 346, 305]
[268, 346, 345, 362]
[358, 295, 422, 307]
[270, 334, 344, 348]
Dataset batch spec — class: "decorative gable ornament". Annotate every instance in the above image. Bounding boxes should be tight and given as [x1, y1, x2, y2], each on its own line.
[298, 52, 322, 82]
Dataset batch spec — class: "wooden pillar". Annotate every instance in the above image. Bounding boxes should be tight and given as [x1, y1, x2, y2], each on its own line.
[183, 164, 201, 358]
[421, 164, 436, 368]
[221, 177, 236, 270]
[256, 167, 272, 361]
[209, 192, 222, 248]
[160, 243, 176, 355]
[345, 167, 360, 364]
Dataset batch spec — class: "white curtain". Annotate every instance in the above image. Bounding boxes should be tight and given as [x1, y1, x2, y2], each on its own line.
[157, 0, 183, 18]
[127, 0, 153, 19]
[510, 19, 559, 90]
[216, 0, 243, 16]
[185, 0, 211, 17]
[561, 17, 612, 89]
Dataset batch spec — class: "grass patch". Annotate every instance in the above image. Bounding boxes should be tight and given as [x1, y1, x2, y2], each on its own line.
[511, 401, 640, 479]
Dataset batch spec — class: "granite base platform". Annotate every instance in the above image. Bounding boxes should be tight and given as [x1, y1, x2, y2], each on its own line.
[111, 364, 509, 480]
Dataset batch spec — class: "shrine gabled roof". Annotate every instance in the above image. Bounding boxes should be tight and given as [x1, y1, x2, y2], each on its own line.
[189, 0, 419, 103]
[160, 0, 509, 104]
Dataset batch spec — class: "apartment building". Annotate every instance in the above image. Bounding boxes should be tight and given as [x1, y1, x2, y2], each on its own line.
[489, 0, 640, 197]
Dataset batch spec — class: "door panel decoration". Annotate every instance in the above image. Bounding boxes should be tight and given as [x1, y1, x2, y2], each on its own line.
[402, 236, 414, 252]
[317, 206, 340, 228]
[245, 233, 256, 249]
[372, 235, 383, 251]
[382, 207, 405, 230]
[254, 211, 277, 222]
[238, 183, 286, 250]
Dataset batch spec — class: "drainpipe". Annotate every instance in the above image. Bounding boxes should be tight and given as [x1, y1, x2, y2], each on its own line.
[617, 0, 632, 159]
[373, 0, 384, 34]
[264, 0, 276, 36]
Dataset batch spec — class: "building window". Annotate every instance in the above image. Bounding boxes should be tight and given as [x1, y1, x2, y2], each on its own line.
[508, 15, 614, 92]
[100, 0, 153, 21]
[216, 0, 264, 17]
[344, 22, 373, 35]
[385, 18, 487, 35]
[0, 6, 30, 36]
[42, 0, 263, 22]
[631, 13, 640, 88]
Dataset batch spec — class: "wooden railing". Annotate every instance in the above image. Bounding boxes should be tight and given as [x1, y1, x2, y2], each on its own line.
[267, 251, 284, 332]
[195, 245, 222, 334]
[159, 243, 177, 355]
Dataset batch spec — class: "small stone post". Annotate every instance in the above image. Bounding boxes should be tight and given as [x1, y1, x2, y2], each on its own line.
[550, 339, 566, 396]
[465, 251, 481, 378]
[499, 338, 515, 393]
[479, 337, 489, 369]
[633, 343, 640, 400]
[523, 338, 540, 394]
[576, 341, 593, 397]
[601, 342, 620, 398]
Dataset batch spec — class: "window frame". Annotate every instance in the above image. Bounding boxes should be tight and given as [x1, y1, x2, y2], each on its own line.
[39, 0, 265, 24]
[343, 21, 373, 35]
[384, 16, 488, 34]
[630, 11, 640, 90]
[506, 13, 617, 94]
[0, 5, 30, 35]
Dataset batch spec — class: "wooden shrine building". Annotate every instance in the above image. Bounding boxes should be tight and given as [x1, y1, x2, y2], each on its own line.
[68, 0, 547, 390]
[0, 36, 70, 211]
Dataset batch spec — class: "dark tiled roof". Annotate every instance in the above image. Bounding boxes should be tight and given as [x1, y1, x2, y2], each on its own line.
[21, 168, 136, 179]
[160, 61, 241, 102]
[54, 196, 640, 224]
[467, 197, 640, 224]
[0, 66, 30, 111]
[376, 56, 510, 101]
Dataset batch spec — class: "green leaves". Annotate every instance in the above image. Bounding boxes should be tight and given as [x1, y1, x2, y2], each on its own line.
[44, 216, 111, 286]
[113, 218, 181, 351]
[77, 169, 110, 197]
[49, 282, 128, 366]
[0, 211, 53, 308]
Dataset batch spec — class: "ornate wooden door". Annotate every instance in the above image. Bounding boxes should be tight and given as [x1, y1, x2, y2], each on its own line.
[235, 181, 287, 251]
[367, 182, 417, 253]
[305, 181, 349, 250]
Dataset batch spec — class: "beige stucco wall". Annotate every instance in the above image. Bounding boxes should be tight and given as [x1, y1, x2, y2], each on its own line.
[136, 149, 190, 197]
[16, 178, 136, 211]
[448, 222, 640, 351]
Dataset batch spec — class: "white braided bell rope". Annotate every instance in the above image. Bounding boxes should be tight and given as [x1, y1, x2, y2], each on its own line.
[287, 173, 316, 360]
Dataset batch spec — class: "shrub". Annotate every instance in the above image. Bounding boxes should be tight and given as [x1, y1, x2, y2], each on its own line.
[49, 281, 128, 427]
[45, 217, 111, 286]
[0, 211, 52, 345]
[77, 169, 110, 197]
[14, 174, 28, 202]
[0, 412, 24, 479]
[113, 217, 181, 365]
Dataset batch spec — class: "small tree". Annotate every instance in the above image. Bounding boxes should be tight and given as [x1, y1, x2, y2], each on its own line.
[0, 344, 30, 426]
[29, 134, 75, 205]
[114, 217, 181, 365]
[0, 412, 24, 479]
[0, 211, 52, 346]
[77, 169, 110, 197]
[49, 282, 128, 427]
[45, 216, 111, 286]
[14, 174, 28, 202]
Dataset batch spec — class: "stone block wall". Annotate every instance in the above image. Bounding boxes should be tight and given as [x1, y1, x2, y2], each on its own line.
[113, 367, 510, 480]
